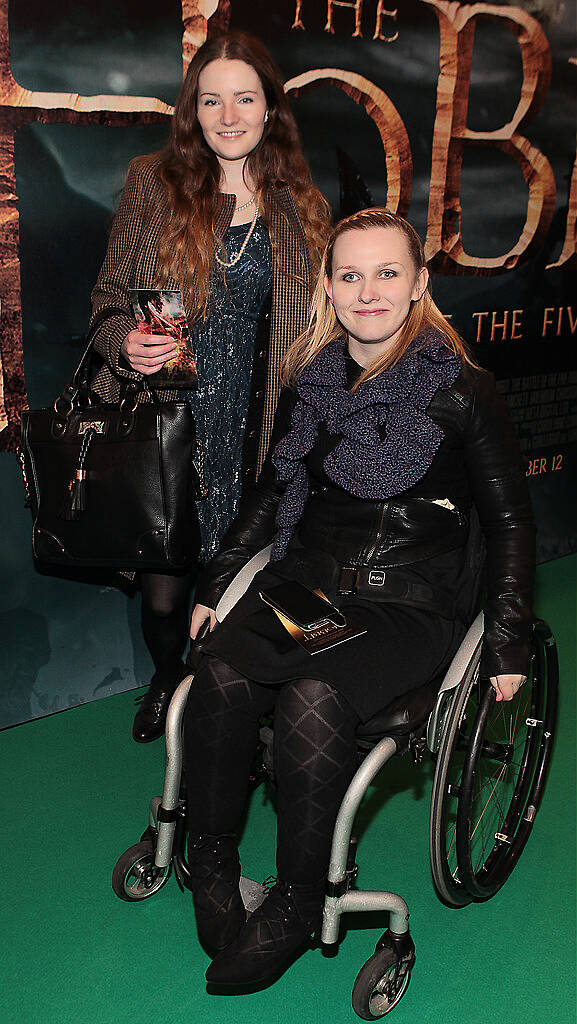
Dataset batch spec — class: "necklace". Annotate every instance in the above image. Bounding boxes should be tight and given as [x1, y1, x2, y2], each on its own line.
[214, 207, 259, 268]
[234, 195, 255, 213]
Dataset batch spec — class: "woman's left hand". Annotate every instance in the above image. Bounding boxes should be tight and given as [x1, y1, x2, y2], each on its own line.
[490, 674, 526, 702]
[190, 603, 217, 639]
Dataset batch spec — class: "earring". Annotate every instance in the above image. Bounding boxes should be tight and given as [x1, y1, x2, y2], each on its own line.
[264, 110, 269, 123]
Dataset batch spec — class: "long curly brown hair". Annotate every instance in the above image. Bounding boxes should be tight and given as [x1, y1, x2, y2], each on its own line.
[156, 31, 330, 321]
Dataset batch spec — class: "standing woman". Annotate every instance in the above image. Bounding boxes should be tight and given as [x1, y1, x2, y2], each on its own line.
[89, 31, 330, 742]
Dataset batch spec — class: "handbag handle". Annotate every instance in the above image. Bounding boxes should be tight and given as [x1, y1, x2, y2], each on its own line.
[53, 306, 142, 421]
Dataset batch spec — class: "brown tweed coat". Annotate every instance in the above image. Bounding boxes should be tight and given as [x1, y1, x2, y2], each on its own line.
[90, 153, 314, 478]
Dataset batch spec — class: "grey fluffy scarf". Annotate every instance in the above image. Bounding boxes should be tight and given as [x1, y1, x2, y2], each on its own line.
[271, 329, 461, 559]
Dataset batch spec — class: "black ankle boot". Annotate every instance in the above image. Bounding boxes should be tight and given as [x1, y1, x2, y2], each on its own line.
[205, 878, 324, 986]
[132, 662, 187, 743]
[188, 834, 246, 952]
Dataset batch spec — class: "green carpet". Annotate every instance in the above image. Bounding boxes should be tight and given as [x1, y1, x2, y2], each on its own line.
[2, 556, 575, 1024]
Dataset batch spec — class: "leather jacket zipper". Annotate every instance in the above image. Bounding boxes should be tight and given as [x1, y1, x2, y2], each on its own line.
[362, 501, 390, 564]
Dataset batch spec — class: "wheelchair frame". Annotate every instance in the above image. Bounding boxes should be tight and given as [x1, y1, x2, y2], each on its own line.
[112, 546, 558, 1019]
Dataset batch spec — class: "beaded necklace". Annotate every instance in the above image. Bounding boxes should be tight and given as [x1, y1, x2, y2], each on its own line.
[214, 207, 259, 269]
[234, 195, 255, 213]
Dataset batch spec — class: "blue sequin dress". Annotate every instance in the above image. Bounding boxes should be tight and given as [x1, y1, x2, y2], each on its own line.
[186, 219, 273, 563]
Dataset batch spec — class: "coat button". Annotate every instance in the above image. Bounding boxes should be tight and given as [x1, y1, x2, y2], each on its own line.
[249, 429, 257, 439]
[244, 467, 253, 478]
[255, 390, 264, 399]
[258, 349, 266, 359]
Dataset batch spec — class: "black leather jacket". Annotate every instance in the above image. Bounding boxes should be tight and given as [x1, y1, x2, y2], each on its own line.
[196, 363, 536, 678]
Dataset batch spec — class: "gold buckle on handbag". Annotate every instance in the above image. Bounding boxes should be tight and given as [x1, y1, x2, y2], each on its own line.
[78, 420, 106, 435]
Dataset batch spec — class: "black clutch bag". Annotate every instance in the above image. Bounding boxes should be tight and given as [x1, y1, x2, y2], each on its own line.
[19, 310, 203, 570]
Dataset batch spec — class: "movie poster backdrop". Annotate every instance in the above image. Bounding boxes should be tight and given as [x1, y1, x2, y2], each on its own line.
[0, 0, 574, 725]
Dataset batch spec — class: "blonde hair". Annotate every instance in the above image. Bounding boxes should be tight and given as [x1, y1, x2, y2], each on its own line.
[281, 208, 475, 390]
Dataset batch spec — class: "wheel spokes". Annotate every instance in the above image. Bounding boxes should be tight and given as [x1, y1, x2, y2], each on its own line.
[466, 682, 542, 881]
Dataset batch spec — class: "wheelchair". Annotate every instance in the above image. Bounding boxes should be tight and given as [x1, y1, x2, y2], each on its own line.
[112, 545, 559, 1020]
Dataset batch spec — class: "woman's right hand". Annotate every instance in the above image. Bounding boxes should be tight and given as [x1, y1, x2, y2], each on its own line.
[190, 604, 217, 639]
[121, 330, 178, 374]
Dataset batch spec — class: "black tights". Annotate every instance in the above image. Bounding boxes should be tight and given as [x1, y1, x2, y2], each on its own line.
[140, 571, 193, 683]
[184, 657, 360, 883]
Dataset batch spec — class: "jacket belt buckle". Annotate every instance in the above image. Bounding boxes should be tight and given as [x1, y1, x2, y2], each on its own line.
[339, 567, 359, 595]
[367, 570, 386, 587]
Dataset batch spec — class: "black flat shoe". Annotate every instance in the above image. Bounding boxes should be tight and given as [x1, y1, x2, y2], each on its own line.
[132, 686, 174, 742]
[205, 879, 321, 987]
[189, 835, 246, 952]
[132, 662, 187, 743]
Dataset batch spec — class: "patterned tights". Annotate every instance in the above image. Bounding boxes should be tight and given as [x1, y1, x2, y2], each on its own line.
[183, 657, 360, 883]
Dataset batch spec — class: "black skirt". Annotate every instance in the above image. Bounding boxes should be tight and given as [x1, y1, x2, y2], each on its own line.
[198, 547, 463, 722]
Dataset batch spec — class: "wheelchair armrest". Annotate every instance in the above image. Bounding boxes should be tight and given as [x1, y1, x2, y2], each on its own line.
[426, 611, 484, 754]
[436, 611, 484, 696]
[215, 545, 273, 622]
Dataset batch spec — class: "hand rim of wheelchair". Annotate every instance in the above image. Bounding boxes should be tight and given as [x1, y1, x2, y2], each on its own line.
[429, 620, 558, 906]
[112, 839, 171, 901]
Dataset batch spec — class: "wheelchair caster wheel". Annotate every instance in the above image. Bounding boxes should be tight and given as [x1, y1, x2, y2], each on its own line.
[352, 945, 414, 1019]
[112, 840, 171, 902]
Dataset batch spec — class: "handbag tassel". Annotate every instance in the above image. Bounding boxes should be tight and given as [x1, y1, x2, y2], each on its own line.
[60, 428, 95, 520]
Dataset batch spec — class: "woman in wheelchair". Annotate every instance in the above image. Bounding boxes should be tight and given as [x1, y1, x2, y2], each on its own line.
[184, 208, 535, 987]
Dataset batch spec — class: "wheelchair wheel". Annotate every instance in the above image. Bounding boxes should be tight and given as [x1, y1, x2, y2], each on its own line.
[112, 840, 171, 901]
[429, 637, 483, 907]
[455, 620, 558, 899]
[352, 946, 414, 1019]
[430, 620, 558, 906]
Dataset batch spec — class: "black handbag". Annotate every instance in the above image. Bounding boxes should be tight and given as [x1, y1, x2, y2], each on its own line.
[19, 310, 203, 570]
